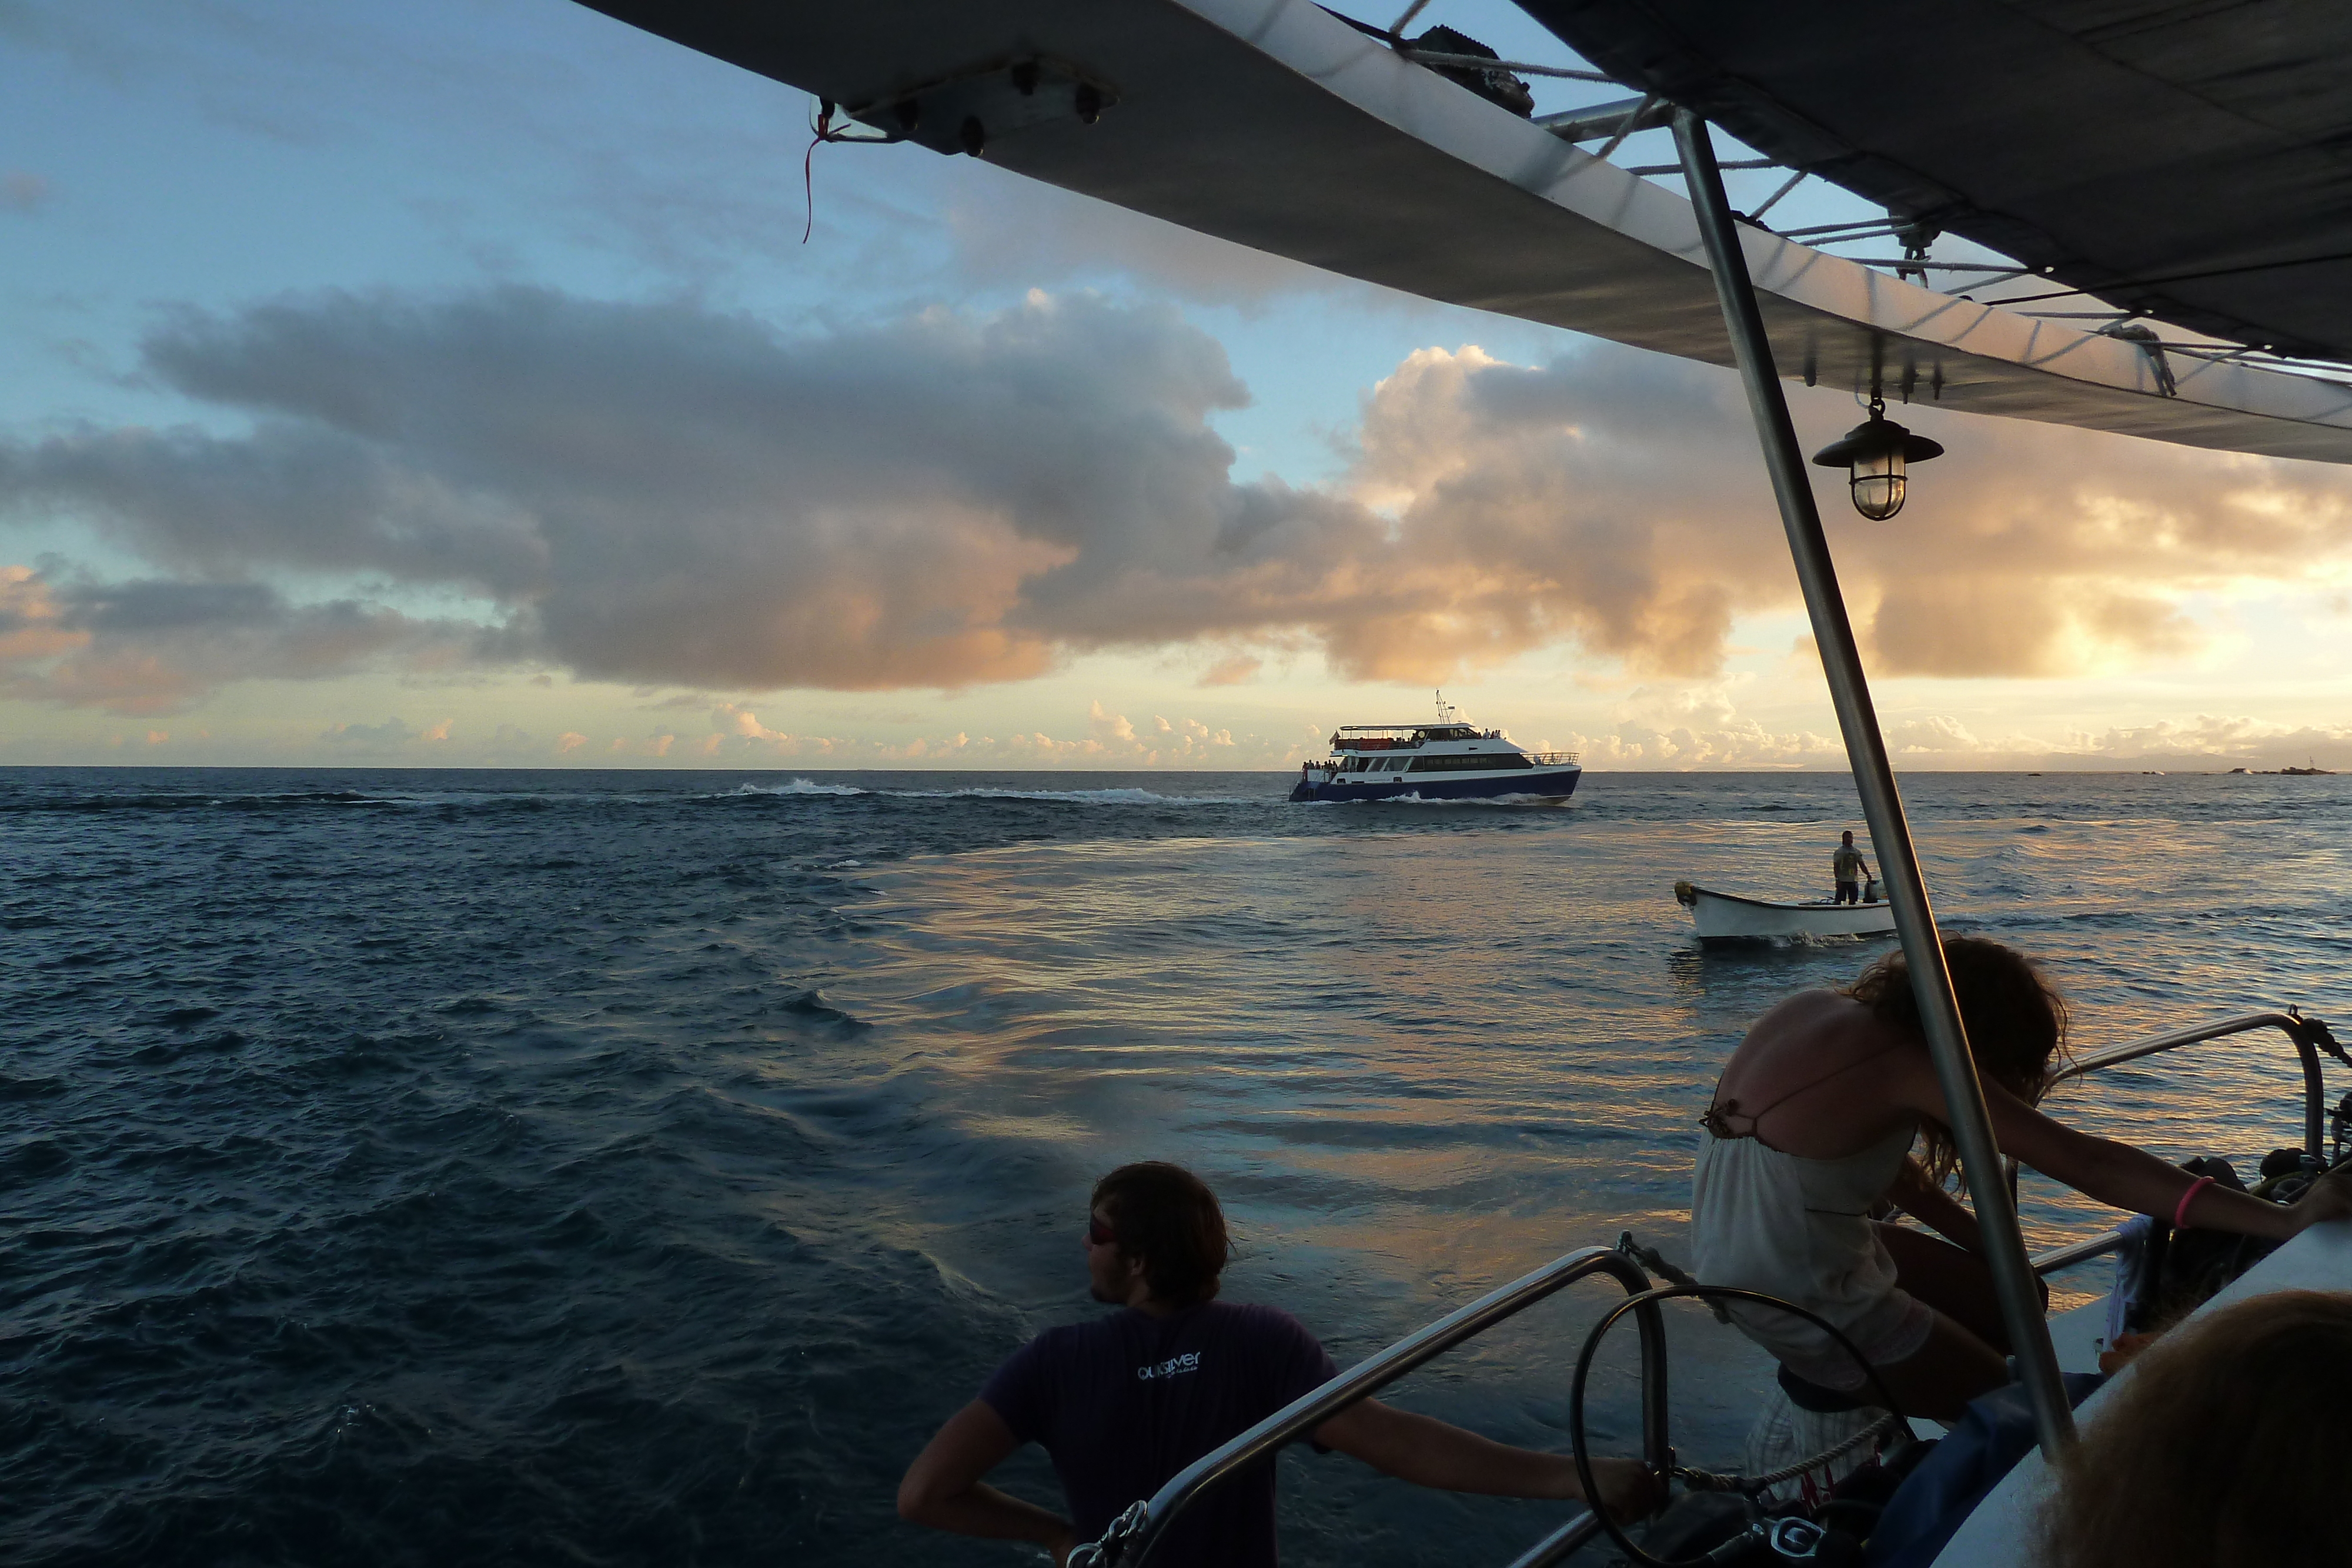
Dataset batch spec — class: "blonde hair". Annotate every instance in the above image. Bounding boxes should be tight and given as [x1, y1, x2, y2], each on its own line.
[2042, 1290, 2352, 1567]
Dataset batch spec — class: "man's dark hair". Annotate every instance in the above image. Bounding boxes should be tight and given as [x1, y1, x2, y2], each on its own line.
[1091, 1162, 1231, 1308]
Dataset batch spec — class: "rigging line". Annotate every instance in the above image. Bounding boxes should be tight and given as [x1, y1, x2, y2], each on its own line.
[1591, 90, 1658, 163]
[1818, 259, 2034, 272]
[2165, 343, 2352, 372]
[1625, 158, 1775, 174]
[1386, 0, 1431, 34]
[1777, 217, 1911, 238]
[801, 135, 818, 243]
[801, 99, 833, 245]
[1748, 168, 1806, 222]
[1397, 48, 1616, 80]
[1991, 246, 2352, 307]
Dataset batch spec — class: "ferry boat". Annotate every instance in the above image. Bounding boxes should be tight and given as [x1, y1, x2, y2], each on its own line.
[1288, 697, 1580, 804]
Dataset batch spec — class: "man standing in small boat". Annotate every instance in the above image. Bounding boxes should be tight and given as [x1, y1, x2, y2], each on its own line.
[1833, 831, 1873, 906]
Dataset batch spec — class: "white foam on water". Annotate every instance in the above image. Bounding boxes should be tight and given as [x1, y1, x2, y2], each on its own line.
[888, 785, 1251, 807]
[721, 779, 867, 798]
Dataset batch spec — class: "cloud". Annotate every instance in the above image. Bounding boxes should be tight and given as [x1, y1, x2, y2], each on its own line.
[713, 702, 789, 743]
[681, 704, 1268, 767]
[321, 715, 415, 746]
[1886, 714, 1983, 754]
[6, 286, 2352, 716]
[1900, 713, 2352, 771]
[0, 563, 469, 715]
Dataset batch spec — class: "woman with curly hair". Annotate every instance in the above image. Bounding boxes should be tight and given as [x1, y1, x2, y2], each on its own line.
[1692, 937, 2352, 1417]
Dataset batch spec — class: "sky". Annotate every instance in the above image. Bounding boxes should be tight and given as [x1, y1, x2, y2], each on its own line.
[3, 0, 2349, 771]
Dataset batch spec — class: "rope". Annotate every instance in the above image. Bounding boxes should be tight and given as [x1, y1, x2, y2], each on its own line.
[1068, 1500, 1148, 1567]
[1616, 1233, 1730, 1323]
[1672, 1410, 1906, 1496]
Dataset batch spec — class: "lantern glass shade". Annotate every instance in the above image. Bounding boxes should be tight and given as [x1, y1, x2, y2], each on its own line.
[1810, 405, 1943, 520]
[1849, 447, 1906, 520]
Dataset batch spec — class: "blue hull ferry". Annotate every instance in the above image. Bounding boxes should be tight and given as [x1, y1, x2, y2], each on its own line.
[1289, 699, 1581, 804]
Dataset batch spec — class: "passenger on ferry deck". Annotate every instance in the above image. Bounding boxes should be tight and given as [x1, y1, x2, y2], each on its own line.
[1690, 938, 2352, 1419]
[2041, 1289, 2352, 1567]
[897, 1161, 1658, 1566]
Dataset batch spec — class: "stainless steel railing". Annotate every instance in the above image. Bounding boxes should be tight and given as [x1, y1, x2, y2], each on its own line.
[2020, 1008, 2341, 1274]
[1071, 1245, 1668, 1568]
[2029, 1225, 2134, 1276]
[2052, 1009, 2338, 1161]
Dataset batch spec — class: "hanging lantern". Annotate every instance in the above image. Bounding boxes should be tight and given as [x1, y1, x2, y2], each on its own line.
[1810, 397, 1945, 520]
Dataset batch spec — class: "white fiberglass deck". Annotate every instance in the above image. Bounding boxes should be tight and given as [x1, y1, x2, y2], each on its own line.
[1931, 1220, 2352, 1566]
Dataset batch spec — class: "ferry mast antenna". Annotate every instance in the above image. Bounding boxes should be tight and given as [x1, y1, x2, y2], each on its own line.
[1672, 108, 2076, 1457]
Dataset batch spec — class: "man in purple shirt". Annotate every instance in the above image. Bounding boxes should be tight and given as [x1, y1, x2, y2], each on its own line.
[898, 1162, 1653, 1566]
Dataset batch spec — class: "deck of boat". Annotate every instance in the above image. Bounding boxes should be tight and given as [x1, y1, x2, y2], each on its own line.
[1931, 1221, 2352, 1564]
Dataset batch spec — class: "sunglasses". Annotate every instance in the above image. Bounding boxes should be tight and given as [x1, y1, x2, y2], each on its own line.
[1085, 1213, 1117, 1247]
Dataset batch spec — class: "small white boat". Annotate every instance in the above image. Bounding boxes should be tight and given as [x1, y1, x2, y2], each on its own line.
[1675, 880, 1897, 943]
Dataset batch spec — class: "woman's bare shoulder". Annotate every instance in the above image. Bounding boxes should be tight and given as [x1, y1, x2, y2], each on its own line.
[1747, 988, 1864, 1038]
[1733, 989, 1911, 1071]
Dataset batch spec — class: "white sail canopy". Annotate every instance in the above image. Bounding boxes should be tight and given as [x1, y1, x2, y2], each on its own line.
[577, 0, 2352, 464]
[1525, 0, 2352, 366]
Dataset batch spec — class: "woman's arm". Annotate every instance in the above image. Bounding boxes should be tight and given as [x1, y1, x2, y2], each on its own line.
[1886, 1155, 1983, 1250]
[1882, 1049, 2352, 1239]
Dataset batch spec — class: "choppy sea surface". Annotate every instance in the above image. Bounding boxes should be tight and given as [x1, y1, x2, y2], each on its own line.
[5, 765, 2349, 1566]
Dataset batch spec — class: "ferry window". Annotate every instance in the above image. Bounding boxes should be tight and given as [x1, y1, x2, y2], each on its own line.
[1407, 753, 1534, 771]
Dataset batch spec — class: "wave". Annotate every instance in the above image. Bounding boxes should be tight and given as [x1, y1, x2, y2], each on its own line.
[906, 785, 1251, 806]
[720, 780, 866, 798]
[11, 788, 410, 813]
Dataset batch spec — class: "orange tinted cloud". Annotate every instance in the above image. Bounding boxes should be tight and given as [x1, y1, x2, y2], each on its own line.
[5, 288, 2351, 710]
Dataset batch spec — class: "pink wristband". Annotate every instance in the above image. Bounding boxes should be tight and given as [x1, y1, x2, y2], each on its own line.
[2173, 1174, 2215, 1230]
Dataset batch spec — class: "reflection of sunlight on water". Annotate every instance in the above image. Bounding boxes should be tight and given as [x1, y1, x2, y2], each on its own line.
[834, 781, 2348, 1490]
[833, 773, 2343, 1558]
[848, 830, 1787, 1465]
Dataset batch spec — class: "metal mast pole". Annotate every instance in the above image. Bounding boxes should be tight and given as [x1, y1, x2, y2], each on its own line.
[1671, 109, 2074, 1455]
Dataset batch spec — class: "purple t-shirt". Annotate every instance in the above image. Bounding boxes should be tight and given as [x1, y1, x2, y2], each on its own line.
[980, 1300, 1339, 1568]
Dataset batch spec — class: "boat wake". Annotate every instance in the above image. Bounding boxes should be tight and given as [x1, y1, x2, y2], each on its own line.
[1299, 790, 1574, 808]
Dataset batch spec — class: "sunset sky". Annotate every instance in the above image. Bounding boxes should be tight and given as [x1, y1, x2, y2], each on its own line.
[5, 0, 2350, 770]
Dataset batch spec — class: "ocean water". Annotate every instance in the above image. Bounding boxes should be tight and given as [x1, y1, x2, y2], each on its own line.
[5, 765, 2349, 1566]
